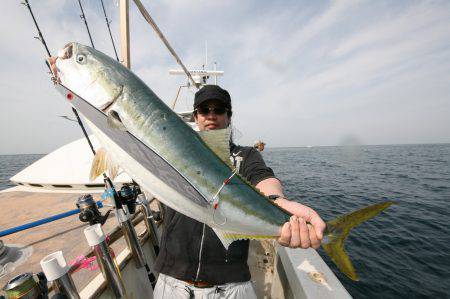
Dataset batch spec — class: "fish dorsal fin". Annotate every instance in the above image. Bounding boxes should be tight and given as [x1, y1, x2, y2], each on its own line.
[107, 110, 127, 131]
[212, 227, 275, 250]
[198, 128, 232, 166]
[89, 147, 120, 181]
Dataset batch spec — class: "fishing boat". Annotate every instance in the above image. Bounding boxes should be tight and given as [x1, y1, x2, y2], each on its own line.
[0, 1, 351, 298]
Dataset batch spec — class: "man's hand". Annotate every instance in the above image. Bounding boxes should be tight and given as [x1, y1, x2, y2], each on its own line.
[274, 198, 326, 249]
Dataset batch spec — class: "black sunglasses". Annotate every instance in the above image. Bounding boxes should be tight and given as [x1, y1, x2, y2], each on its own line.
[195, 106, 229, 115]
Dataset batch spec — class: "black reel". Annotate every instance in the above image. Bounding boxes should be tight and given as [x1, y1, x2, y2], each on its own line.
[76, 194, 110, 226]
[117, 184, 141, 214]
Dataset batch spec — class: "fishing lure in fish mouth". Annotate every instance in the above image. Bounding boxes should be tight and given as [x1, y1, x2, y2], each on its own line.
[52, 42, 395, 282]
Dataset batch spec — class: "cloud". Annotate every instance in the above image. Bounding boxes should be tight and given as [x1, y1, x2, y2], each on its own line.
[0, 1, 449, 154]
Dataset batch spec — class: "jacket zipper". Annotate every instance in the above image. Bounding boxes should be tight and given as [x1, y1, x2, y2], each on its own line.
[195, 223, 206, 281]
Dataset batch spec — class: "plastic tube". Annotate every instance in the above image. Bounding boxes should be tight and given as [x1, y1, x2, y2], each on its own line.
[40, 251, 80, 299]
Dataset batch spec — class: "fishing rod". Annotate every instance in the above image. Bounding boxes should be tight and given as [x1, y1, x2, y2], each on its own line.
[77, 0, 95, 48]
[22, 0, 51, 62]
[22, 0, 157, 288]
[73, 2, 159, 276]
[0, 201, 105, 238]
[68, 1, 158, 282]
[21, 1, 96, 154]
[103, 180, 157, 288]
[99, 0, 120, 62]
[71, 107, 97, 155]
[71, 98, 157, 288]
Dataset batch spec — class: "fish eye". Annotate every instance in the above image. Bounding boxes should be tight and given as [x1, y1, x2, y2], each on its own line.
[76, 54, 86, 64]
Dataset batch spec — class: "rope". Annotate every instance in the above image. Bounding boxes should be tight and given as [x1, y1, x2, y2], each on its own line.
[99, 0, 120, 61]
[132, 0, 200, 89]
[77, 0, 95, 48]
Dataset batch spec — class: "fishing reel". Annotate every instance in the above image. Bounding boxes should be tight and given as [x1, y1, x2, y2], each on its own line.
[76, 194, 110, 226]
[1, 272, 48, 299]
[117, 184, 141, 214]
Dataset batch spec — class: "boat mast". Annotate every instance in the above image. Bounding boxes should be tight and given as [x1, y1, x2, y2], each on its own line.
[119, 0, 131, 68]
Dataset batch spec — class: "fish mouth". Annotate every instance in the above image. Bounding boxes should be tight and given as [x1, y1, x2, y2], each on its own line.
[58, 43, 73, 60]
[47, 43, 75, 82]
[100, 85, 124, 111]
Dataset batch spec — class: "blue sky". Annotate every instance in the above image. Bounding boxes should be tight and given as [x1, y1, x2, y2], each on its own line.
[0, 0, 449, 154]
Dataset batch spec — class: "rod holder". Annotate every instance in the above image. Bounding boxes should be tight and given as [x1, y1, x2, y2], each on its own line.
[136, 194, 160, 256]
[84, 224, 126, 298]
[117, 209, 146, 269]
[40, 251, 79, 299]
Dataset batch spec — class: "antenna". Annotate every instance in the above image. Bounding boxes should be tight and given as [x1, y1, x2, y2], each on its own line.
[214, 62, 217, 85]
[205, 40, 208, 69]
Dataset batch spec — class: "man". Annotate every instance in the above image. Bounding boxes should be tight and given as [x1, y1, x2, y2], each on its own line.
[254, 140, 266, 152]
[154, 85, 326, 298]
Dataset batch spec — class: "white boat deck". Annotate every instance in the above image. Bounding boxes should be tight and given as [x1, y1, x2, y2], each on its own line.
[0, 191, 139, 292]
[0, 190, 352, 298]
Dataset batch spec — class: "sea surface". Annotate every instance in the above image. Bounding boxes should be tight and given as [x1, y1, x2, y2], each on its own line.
[1, 144, 450, 298]
[263, 144, 450, 298]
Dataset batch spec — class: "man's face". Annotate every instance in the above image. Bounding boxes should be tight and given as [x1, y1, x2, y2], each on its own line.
[194, 99, 230, 131]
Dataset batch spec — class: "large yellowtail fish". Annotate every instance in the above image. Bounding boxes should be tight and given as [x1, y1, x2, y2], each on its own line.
[50, 42, 393, 281]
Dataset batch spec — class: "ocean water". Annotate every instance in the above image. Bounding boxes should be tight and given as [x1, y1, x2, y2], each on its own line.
[1, 144, 449, 298]
[263, 144, 450, 298]
[0, 154, 44, 190]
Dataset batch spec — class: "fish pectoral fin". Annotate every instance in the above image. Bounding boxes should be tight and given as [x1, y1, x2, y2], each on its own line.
[198, 128, 233, 167]
[107, 110, 127, 131]
[89, 147, 120, 181]
[212, 228, 275, 250]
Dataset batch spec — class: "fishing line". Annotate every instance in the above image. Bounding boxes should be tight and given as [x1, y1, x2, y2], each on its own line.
[77, 0, 95, 48]
[99, 0, 120, 62]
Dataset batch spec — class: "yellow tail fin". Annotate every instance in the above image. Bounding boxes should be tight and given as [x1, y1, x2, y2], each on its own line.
[322, 201, 394, 281]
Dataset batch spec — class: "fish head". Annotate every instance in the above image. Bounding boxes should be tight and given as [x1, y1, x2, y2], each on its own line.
[52, 42, 124, 111]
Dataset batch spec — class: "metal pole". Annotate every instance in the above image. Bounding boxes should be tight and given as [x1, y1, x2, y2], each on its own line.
[85, 224, 126, 298]
[52, 275, 80, 299]
[119, 0, 130, 68]
[116, 209, 157, 288]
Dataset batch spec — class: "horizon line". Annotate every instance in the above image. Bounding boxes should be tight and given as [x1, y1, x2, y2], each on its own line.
[1, 141, 449, 156]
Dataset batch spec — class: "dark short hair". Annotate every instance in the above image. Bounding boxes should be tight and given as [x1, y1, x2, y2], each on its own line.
[194, 85, 232, 110]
